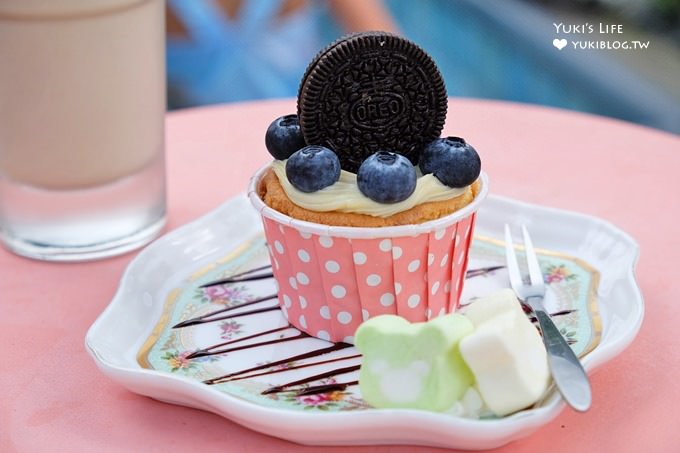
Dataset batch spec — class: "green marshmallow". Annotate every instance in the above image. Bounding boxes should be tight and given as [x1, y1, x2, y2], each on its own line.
[354, 314, 474, 412]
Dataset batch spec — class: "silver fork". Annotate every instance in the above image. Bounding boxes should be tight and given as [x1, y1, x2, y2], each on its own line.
[504, 224, 592, 412]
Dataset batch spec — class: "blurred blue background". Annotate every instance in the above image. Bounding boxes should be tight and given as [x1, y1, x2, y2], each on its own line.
[166, 0, 680, 134]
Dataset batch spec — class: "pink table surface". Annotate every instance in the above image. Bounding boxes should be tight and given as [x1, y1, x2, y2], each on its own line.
[1, 98, 679, 452]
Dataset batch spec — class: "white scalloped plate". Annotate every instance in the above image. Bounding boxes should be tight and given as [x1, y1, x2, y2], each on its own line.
[85, 194, 643, 450]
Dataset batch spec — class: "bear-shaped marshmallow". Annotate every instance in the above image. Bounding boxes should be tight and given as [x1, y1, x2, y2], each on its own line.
[354, 314, 474, 411]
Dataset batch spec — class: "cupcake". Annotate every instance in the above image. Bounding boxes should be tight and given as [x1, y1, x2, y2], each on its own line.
[248, 32, 488, 343]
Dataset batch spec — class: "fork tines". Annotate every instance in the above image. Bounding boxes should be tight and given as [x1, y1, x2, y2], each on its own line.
[504, 224, 545, 298]
[504, 224, 524, 293]
[520, 225, 544, 288]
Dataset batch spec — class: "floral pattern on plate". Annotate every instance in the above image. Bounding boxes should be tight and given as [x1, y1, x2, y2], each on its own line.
[137, 234, 601, 415]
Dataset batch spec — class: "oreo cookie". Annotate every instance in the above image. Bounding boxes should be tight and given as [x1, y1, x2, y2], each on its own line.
[298, 32, 448, 173]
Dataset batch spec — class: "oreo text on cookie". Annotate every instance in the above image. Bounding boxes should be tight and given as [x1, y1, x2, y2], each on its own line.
[350, 93, 405, 127]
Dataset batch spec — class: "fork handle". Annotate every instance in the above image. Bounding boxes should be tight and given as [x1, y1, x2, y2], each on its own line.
[529, 297, 592, 412]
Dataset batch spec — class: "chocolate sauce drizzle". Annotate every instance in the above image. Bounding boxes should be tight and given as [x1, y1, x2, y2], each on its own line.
[204, 342, 353, 385]
[229, 354, 362, 384]
[172, 294, 278, 328]
[295, 381, 359, 396]
[465, 265, 505, 278]
[199, 264, 275, 288]
[190, 331, 310, 359]
[176, 263, 539, 397]
[186, 325, 292, 359]
[261, 364, 361, 395]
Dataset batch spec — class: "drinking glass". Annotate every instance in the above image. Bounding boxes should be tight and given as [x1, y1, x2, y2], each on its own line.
[0, 0, 167, 261]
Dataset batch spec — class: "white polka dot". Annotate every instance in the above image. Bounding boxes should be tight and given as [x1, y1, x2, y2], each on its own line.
[299, 296, 308, 309]
[325, 260, 340, 273]
[317, 330, 331, 341]
[281, 305, 288, 318]
[297, 249, 310, 262]
[380, 293, 395, 307]
[279, 225, 286, 234]
[283, 294, 292, 308]
[440, 254, 449, 268]
[337, 311, 352, 324]
[444, 281, 451, 293]
[289, 277, 297, 289]
[435, 228, 446, 240]
[379, 239, 391, 252]
[392, 246, 403, 259]
[319, 236, 333, 248]
[320, 305, 331, 319]
[274, 240, 284, 254]
[455, 234, 461, 247]
[428, 253, 435, 266]
[407, 294, 421, 308]
[300, 231, 312, 239]
[331, 285, 346, 298]
[408, 259, 421, 272]
[366, 274, 381, 286]
[426, 308, 433, 319]
[299, 315, 308, 329]
[438, 307, 446, 316]
[353, 252, 367, 265]
[343, 336, 354, 344]
[431, 281, 440, 295]
[273, 258, 280, 269]
[395, 282, 402, 295]
[362, 309, 370, 321]
[296, 272, 309, 285]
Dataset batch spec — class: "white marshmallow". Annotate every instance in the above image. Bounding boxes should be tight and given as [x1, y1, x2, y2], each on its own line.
[461, 289, 525, 324]
[460, 290, 550, 416]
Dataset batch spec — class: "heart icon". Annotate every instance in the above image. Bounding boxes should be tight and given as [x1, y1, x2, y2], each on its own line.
[553, 38, 567, 50]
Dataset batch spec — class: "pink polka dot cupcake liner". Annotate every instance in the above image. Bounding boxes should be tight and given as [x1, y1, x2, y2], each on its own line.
[248, 165, 489, 344]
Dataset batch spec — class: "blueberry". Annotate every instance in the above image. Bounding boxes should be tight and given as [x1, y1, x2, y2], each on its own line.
[419, 137, 481, 188]
[286, 145, 341, 192]
[357, 151, 417, 203]
[265, 114, 307, 160]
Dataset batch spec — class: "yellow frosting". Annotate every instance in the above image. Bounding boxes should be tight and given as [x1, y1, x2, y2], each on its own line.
[271, 160, 467, 217]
